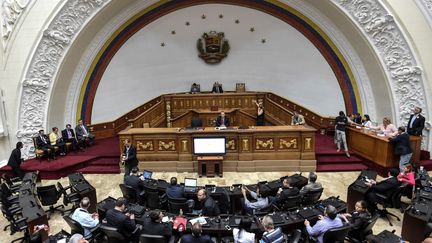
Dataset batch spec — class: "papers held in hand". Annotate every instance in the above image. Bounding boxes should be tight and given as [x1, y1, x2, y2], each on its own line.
[189, 216, 208, 225]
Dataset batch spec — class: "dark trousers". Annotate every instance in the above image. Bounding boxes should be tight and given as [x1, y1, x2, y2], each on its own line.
[11, 166, 24, 179]
[40, 145, 55, 159]
[64, 138, 79, 151]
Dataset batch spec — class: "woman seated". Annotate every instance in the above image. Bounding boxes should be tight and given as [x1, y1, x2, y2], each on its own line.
[362, 114, 373, 128]
[398, 164, 415, 198]
[339, 200, 372, 241]
[375, 117, 398, 137]
[233, 217, 255, 243]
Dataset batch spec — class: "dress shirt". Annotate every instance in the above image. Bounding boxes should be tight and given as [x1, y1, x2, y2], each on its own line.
[233, 228, 255, 243]
[306, 216, 343, 243]
[362, 120, 372, 128]
[377, 124, 398, 137]
[81, 125, 89, 135]
[260, 227, 283, 243]
[67, 129, 73, 139]
[244, 191, 269, 210]
[71, 208, 99, 237]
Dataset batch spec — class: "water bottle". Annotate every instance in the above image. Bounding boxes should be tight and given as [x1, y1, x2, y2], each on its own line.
[180, 209, 183, 216]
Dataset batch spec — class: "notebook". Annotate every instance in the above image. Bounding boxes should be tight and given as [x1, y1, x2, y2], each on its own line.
[143, 170, 153, 180]
[184, 178, 197, 193]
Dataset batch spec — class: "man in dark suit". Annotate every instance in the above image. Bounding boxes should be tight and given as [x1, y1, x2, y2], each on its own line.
[197, 189, 220, 216]
[191, 115, 203, 128]
[122, 139, 139, 178]
[211, 81, 223, 93]
[389, 126, 413, 171]
[270, 178, 300, 205]
[407, 106, 425, 136]
[75, 119, 95, 146]
[105, 197, 141, 242]
[166, 177, 185, 199]
[142, 210, 173, 242]
[62, 124, 80, 152]
[216, 111, 230, 127]
[8, 142, 24, 178]
[35, 129, 55, 160]
[124, 167, 144, 196]
[180, 222, 213, 243]
[364, 168, 400, 213]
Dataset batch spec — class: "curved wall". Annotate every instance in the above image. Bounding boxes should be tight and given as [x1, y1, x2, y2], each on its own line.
[92, 4, 343, 123]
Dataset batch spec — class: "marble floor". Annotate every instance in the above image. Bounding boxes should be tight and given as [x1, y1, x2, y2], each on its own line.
[0, 171, 406, 242]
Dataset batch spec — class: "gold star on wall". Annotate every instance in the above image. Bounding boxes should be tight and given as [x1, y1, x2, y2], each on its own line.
[201, 14, 206, 19]
[250, 27, 255, 32]
[161, 42, 166, 47]
[235, 19, 240, 24]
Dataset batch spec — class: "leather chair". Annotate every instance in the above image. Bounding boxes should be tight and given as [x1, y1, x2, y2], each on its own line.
[63, 215, 100, 241]
[375, 182, 407, 226]
[322, 224, 352, 243]
[57, 182, 81, 214]
[36, 184, 64, 218]
[288, 229, 302, 243]
[254, 204, 274, 216]
[140, 234, 166, 243]
[144, 190, 163, 210]
[346, 213, 380, 243]
[119, 183, 142, 205]
[9, 215, 30, 243]
[99, 224, 130, 243]
[280, 194, 302, 211]
[167, 197, 189, 214]
[1, 204, 22, 232]
[301, 188, 324, 206]
[1, 174, 22, 193]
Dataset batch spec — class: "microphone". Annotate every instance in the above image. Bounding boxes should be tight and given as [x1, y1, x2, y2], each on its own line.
[30, 200, 35, 207]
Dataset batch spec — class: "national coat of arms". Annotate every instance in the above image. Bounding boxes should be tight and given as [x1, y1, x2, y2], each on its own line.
[197, 31, 230, 64]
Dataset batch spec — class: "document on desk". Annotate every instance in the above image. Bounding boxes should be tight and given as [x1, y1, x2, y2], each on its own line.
[189, 216, 208, 225]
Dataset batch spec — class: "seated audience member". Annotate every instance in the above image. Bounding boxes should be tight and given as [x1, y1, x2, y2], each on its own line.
[389, 126, 413, 171]
[68, 233, 88, 243]
[197, 189, 220, 216]
[260, 215, 283, 243]
[71, 197, 99, 237]
[269, 178, 299, 205]
[304, 205, 343, 243]
[212, 81, 223, 93]
[75, 119, 95, 146]
[397, 164, 415, 185]
[181, 222, 213, 243]
[364, 168, 400, 213]
[233, 217, 255, 243]
[30, 224, 56, 243]
[241, 185, 269, 215]
[49, 127, 66, 156]
[36, 129, 56, 160]
[124, 167, 144, 196]
[291, 111, 305, 125]
[300, 172, 323, 194]
[142, 210, 173, 242]
[191, 115, 203, 128]
[190, 83, 200, 93]
[105, 197, 140, 241]
[339, 200, 371, 241]
[375, 117, 398, 137]
[216, 111, 230, 127]
[166, 177, 185, 199]
[62, 124, 80, 151]
[354, 113, 362, 124]
[361, 114, 372, 128]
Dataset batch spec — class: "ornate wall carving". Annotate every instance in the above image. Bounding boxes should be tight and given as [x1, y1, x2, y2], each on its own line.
[334, 0, 429, 148]
[1, 0, 31, 50]
[17, 0, 109, 158]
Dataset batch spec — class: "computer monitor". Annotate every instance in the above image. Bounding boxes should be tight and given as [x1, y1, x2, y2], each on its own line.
[143, 170, 153, 180]
[184, 178, 197, 187]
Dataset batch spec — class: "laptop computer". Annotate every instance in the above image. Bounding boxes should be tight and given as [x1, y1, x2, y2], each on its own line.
[143, 170, 153, 180]
[229, 216, 243, 227]
[184, 178, 197, 193]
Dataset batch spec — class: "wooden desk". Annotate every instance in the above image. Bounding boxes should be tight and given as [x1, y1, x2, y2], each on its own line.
[347, 127, 421, 168]
[118, 125, 316, 172]
[198, 156, 223, 177]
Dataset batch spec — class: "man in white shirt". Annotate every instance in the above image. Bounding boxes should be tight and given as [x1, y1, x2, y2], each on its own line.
[71, 197, 99, 237]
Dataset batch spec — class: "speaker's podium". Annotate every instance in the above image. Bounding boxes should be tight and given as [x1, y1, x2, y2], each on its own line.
[198, 156, 223, 177]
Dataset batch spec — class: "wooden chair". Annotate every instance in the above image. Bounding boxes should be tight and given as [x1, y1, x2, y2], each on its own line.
[32, 137, 45, 161]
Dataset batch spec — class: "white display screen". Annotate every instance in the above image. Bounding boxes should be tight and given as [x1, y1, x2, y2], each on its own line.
[193, 137, 226, 155]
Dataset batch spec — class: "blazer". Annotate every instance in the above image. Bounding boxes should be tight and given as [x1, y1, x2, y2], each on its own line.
[8, 148, 22, 168]
[201, 196, 220, 216]
[142, 219, 172, 239]
[191, 117, 203, 128]
[62, 128, 77, 140]
[123, 145, 139, 167]
[370, 176, 400, 198]
[75, 124, 90, 138]
[216, 116, 230, 127]
[124, 175, 143, 193]
[278, 187, 300, 203]
[389, 133, 412, 155]
[211, 85, 223, 93]
[407, 114, 425, 136]
[105, 208, 136, 235]
[35, 135, 50, 148]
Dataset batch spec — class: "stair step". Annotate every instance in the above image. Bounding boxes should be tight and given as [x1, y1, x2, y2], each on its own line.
[89, 158, 120, 166]
[316, 155, 363, 163]
[316, 163, 368, 172]
[77, 165, 120, 174]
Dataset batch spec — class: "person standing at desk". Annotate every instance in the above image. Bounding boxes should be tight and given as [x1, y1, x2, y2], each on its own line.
[121, 139, 139, 178]
[216, 111, 230, 127]
[7, 142, 24, 179]
[407, 106, 425, 136]
[389, 126, 412, 171]
[212, 81, 223, 93]
[254, 100, 265, 126]
[335, 111, 350, 158]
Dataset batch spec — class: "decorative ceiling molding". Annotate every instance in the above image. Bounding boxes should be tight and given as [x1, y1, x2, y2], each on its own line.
[17, 0, 109, 158]
[417, 0, 432, 29]
[1, 0, 32, 51]
[333, 0, 429, 148]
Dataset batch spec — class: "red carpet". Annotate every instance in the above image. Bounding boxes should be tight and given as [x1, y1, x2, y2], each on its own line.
[0, 137, 120, 179]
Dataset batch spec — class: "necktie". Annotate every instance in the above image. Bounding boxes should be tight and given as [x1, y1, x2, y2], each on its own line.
[41, 135, 46, 144]
[221, 117, 224, 126]
[82, 125, 88, 135]
[409, 116, 416, 128]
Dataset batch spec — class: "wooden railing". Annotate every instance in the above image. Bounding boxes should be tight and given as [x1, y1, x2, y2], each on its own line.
[89, 91, 335, 138]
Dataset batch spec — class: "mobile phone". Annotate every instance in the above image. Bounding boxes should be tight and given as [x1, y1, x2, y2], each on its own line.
[225, 225, 231, 230]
